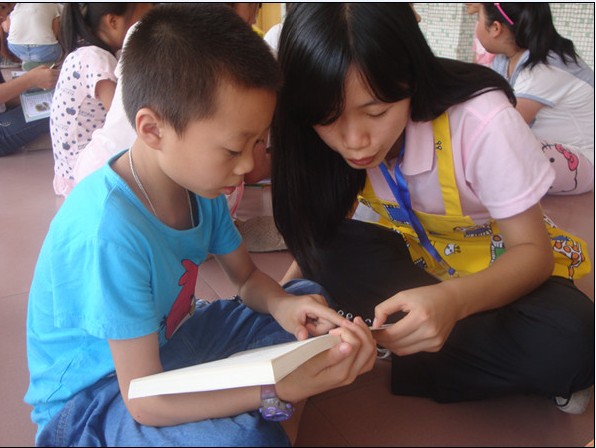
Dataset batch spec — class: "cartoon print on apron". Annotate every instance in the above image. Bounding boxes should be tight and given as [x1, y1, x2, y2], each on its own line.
[358, 113, 591, 281]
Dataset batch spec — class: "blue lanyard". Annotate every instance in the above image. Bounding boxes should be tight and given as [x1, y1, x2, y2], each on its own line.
[379, 143, 456, 277]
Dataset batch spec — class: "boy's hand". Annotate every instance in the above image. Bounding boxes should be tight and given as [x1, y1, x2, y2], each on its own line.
[272, 293, 346, 340]
[275, 317, 377, 403]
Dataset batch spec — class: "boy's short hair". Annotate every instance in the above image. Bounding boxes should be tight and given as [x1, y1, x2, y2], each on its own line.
[121, 3, 281, 135]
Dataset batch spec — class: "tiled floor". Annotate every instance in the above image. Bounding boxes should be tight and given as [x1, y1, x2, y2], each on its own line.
[1, 147, 594, 447]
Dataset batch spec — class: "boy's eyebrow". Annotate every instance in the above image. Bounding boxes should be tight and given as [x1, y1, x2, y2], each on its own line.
[231, 128, 271, 139]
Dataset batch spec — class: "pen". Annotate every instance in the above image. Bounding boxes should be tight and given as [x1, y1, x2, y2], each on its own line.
[48, 63, 56, 69]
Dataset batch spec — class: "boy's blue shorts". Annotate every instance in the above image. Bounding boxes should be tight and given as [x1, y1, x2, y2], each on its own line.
[36, 279, 331, 447]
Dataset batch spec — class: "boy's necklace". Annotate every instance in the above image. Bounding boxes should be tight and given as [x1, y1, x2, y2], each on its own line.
[128, 148, 195, 227]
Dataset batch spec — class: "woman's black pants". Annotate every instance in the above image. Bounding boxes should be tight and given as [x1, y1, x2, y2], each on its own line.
[301, 219, 594, 402]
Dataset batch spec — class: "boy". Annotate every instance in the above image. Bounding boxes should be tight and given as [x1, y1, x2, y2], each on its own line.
[25, 4, 376, 446]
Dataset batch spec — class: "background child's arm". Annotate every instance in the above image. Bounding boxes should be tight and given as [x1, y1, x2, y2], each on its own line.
[0, 66, 59, 104]
[515, 98, 545, 124]
[52, 16, 60, 40]
[373, 203, 554, 355]
[96, 79, 117, 112]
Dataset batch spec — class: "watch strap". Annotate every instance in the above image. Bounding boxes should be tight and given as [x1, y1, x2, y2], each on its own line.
[259, 384, 294, 422]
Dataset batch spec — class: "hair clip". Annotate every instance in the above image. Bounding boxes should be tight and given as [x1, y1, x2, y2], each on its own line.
[494, 3, 514, 26]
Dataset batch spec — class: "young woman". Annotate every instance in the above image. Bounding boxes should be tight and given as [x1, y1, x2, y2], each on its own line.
[271, 3, 594, 414]
[478, 3, 594, 195]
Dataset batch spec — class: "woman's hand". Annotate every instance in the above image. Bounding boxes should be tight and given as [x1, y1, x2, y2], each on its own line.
[371, 282, 462, 356]
[371, 205, 554, 357]
[275, 317, 377, 403]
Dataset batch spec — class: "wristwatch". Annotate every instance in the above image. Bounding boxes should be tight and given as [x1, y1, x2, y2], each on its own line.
[259, 384, 294, 422]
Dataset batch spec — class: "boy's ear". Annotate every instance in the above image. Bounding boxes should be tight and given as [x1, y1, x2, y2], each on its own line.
[135, 108, 164, 149]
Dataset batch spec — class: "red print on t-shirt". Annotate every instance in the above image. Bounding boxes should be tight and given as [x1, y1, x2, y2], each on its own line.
[165, 259, 199, 339]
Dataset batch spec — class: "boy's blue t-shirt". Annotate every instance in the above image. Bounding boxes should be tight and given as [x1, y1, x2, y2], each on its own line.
[24, 152, 242, 436]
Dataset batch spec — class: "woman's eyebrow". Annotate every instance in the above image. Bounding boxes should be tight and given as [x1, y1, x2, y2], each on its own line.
[358, 99, 385, 108]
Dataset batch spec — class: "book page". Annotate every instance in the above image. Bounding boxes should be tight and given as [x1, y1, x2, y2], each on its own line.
[228, 336, 324, 360]
[20, 90, 53, 122]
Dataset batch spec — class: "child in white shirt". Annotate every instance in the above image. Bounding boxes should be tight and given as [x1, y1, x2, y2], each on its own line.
[477, 3, 594, 195]
[4, 3, 62, 71]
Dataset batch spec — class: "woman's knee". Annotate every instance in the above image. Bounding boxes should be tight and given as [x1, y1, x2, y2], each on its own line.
[508, 279, 594, 389]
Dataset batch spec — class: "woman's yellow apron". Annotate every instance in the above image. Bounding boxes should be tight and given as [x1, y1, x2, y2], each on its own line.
[357, 113, 591, 281]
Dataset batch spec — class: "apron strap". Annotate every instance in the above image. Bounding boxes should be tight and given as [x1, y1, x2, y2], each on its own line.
[432, 113, 464, 216]
[379, 128, 456, 277]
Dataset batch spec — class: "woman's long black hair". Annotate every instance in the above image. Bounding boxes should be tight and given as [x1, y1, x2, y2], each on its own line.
[482, 3, 578, 69]
[271, 3, 514, 275]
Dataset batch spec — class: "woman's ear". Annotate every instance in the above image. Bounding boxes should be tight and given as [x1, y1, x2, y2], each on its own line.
[135, 108, 164, 149]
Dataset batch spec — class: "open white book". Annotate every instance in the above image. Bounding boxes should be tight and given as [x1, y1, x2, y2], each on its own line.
[128, 333, 341, 399]
[12, 70, 54, 122]
[20, 89, 53, 122]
